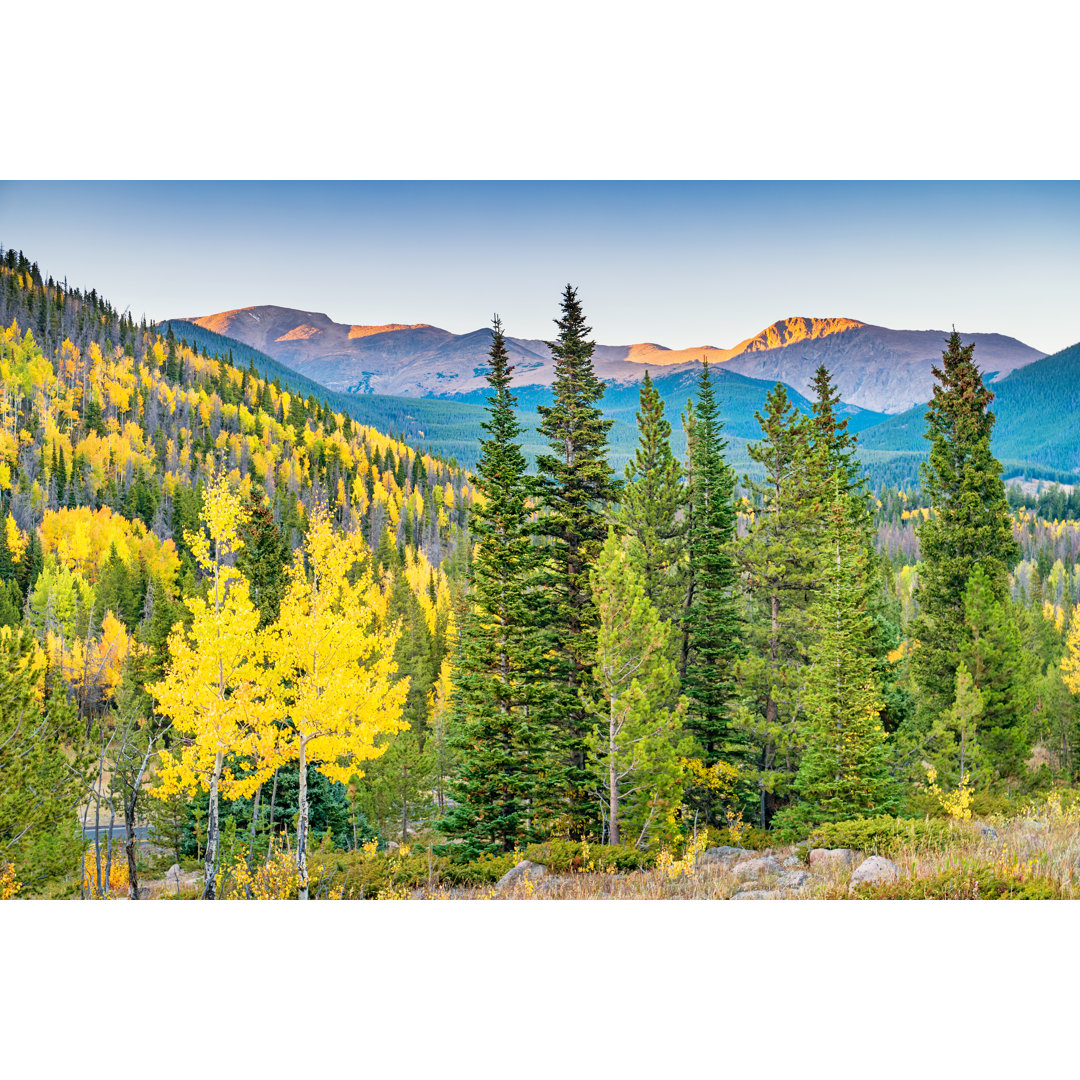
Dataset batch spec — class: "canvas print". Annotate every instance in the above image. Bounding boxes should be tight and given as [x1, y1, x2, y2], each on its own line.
[1, 179, 1078, 901]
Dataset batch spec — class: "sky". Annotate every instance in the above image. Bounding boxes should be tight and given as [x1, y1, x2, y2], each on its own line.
[1, 180, 1078, 355]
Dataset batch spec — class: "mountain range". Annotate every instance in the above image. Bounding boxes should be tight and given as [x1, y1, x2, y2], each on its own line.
[183, 307, 1045, 416]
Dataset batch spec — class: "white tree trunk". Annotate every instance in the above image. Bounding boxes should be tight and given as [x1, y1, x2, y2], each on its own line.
[203, 753, 223, 900]
[297, 741, 309, 900]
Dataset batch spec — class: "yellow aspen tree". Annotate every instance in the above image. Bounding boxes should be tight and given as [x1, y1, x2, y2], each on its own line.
[150, 473, 277, 900]
[266, 504, 409, 899]
[1061, 617, 1080, 696]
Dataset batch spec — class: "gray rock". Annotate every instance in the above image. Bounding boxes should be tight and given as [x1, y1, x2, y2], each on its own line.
[778, 869, 810, 890]
[808, 848, 859, 870]
[495, 859, 548, 891]
[976, 823, 999, 841]
[733, 856, 782, 881]
[698, 846, 756, 869]
[731, 889, 783, 900]
[782, 854, 804, 868]
[849, 855, 900, 889]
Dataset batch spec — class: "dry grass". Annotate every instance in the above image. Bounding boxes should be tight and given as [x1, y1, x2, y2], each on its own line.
[404, 796, 1080, 901]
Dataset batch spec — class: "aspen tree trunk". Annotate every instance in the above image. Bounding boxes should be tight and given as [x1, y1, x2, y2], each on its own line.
[608, 698, 620, 847]
[297, 740, 309, 900]
[203, 752, 223, 900]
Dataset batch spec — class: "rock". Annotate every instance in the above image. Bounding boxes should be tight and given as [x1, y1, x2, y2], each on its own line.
[809, 848, 859, 870]
[165, 864, 182, 885]
[778, 869, 810, 891]
[731, 889, 782, 900]
[733, 856, 782, 881]
[135, 887, 153, 900]
[698, 846, 756, 869]
[976, 823, 999, 841]
[495, 860, 547, 891]
[849, 855, 899, 889]
[782, 854, 804, 868]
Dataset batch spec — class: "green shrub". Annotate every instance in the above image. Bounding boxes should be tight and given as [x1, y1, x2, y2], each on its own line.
[702, 824, 772, 851]
[856, 860, 1064, 900]
[440, 853, 516, 887]
[521, 840, 656, 873]
[807, 815, 969, 858]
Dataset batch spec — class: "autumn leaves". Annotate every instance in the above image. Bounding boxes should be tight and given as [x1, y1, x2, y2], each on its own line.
[151, 474, 407, 899]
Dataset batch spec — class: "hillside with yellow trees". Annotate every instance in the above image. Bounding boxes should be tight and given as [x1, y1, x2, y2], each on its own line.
[0, 250, 465, 898]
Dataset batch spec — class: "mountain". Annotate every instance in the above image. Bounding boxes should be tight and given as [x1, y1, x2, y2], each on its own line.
[162, 319, 870, 475]
[182, 307, 1045, 415]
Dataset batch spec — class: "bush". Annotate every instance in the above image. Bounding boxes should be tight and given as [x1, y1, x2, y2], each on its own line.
[806, 815, 969, 858]
[521, 840, 656, 873]
[440, 853, 516, 887]
[856, 860, 1064, 900]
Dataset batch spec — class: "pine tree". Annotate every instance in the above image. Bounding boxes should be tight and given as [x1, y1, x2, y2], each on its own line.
[534, 286, 619, 837]
[439, 318, 548, 858]
[235, 495, 290, 628]
[912, 331, 1021, 732]
[779, 479, 898, 831]
[735, 384, 822, 827]
[959, 565, 1033, 783]
[682, 362, 743, 790]
[618, 370, 684, 625]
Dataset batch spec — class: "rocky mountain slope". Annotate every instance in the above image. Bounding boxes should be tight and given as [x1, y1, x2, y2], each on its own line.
[183, 307, 1045, 415]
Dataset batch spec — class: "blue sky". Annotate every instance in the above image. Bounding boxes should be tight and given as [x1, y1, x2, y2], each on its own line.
[1, 181, 1077, 354]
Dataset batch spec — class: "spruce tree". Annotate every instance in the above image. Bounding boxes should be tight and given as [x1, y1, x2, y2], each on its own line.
[959, 565, 1033, 783]
[735, 383, 822, 826]
[779, 478, 898, 831]
[438, 317, 546, 858]
[618, 370, 684, 625]
[682, 362, 743, 784]
[534, 286, 618, 837]
[912, 331, 1021, 732]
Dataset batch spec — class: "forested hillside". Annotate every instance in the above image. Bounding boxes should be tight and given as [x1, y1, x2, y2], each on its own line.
[0, 249, 472, 897]
[3, 250, 1080, 902]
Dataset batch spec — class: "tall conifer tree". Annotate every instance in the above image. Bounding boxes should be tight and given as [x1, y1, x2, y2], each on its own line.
[683, 362, 742, 780]
[912, 331, 1021, 733]
[534, 286, 618, 837]
[735, 384, 821, 826]
[618, 370, 684, 625]
[439, 318, 546, 857]
[781, 478, 898, 830]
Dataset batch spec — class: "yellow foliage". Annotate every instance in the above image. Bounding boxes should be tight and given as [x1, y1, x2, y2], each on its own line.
[47, 610, 132, 704]
[82, 847, 130, 897]
[4, 513, 26, 563]
[265, 504, 410, 787]
[219, 841, 301, 900]
[0, 862, 20, 900]
[925, 765, 974, 821]
[151, 474, 278, 801]
[40, 506, 180, 587]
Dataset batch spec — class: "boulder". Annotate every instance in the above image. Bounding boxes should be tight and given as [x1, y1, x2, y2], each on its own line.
[733, 856, 782, 881]
[698, 846, 756, 869]
[808, 848, 859, 870]
[849, 855, 899, 889]
[976, 823, 999, 841]
[778, 869, 810, 891]
[495, 860, 548, 891]
[731, 889, 782, 900]
[782, 854, 804, 869]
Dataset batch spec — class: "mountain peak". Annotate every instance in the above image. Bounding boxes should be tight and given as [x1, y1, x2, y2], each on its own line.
[735, 316, 864, 355]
